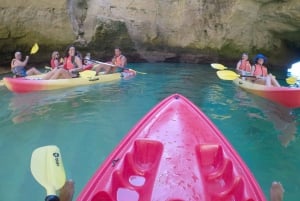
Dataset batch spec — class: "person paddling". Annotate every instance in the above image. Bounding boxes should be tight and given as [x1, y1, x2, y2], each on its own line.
[250, 54, 280, 87]
[93, 48, 128, 74]
[11, 51, 41, 77]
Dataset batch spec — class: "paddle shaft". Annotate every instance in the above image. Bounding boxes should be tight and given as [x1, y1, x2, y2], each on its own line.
[237, 74, 289, 80]
[239, 75, 256, 78]
[236, 69, 291, 81]
[234, 73, 287, 80]
[88, 59, 122, 68]
[88, 59, 147, 74]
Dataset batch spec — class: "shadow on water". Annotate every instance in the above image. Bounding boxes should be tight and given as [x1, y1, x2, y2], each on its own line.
[234, 88, 297, 147]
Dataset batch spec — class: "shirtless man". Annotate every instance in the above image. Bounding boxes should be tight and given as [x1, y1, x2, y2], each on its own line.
[11, 51, 41, 77]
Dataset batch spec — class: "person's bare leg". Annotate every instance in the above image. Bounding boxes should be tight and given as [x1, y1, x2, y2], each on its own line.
[51, 69, 72, 79]
[27, 67, 41, 76]
[271, 75, 281, 87]
[270, 181, 284, 201]
[59, 180, 74, 201]
[265, 75, 272, 86]
[109, 66, 117, 74]
[93, 64, 111, 74]
[43, 70, 56, 80]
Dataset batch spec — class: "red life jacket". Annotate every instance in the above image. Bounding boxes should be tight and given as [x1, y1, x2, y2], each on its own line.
[238, 60, 251, 72]
[50, 59, 57, 69]
[63, 56, 76, 70]
[253, 64, 268, 77]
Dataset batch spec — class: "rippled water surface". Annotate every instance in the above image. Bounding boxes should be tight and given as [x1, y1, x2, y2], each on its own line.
[0, 63, 299, 200]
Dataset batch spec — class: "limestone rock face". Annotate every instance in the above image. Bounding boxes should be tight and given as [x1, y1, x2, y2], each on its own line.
[0, 0, 74, 64]
[1, 0, 300, 66]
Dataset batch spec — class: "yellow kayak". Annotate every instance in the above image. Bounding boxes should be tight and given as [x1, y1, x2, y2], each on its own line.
[3, 70, 136, 93]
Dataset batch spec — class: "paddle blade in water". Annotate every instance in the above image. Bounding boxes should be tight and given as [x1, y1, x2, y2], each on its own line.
[286, 76, 297, 85]
[216, 70, 240, 80]
[80, 70, 97, 79]
[30, 43, 39, 54]
[211, 63, 227, 70]
[31, 145, 66, 195]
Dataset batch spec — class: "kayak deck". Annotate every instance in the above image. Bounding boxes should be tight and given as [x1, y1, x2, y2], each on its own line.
[233, 78, 300, 108]
[77, 94, 265, 201]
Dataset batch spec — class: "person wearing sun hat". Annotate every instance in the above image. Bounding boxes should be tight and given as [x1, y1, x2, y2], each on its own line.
[250, 53, 280, 87]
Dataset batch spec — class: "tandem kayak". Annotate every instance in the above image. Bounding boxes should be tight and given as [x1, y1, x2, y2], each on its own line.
[3, 70, 136, 93]
[77, 94, 266, 201]
[233, 78, 300, 108]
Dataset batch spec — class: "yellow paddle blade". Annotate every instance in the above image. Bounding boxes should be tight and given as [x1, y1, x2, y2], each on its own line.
[30, 43, 39, 54]
[216, 70, 240, 80]
[286, 76, 297, 85]
[79, 70, 97, 79]
[211, 63, 227, 70]
[31, 145, 66, 196]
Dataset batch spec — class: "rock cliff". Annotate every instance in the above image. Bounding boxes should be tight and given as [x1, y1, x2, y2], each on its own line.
[1, 0, 300, 67]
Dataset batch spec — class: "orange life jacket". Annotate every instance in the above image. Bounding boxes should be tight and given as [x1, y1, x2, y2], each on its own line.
[253, 64, 268, 77]
[238, 60, 251, 72]
[113, 55, 126, 67]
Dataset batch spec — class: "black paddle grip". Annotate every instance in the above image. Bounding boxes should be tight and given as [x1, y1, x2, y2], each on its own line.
[45, 195, 60, 201]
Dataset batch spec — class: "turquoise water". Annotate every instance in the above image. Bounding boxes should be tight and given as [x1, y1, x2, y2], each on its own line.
[0, 63, 299, 201]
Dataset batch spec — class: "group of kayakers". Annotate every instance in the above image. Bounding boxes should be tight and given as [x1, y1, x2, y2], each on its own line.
[236, 53, 281, 87]
[10, 45, 128, 79]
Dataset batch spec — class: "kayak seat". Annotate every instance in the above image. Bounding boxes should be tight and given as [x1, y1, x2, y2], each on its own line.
[211, 178, 245, 200]
[110, 171, 140, 201]
[206, 160, 237, 192]
[206, 159, 233, 180]
[196, 144, 225, 175]
[109, 139, 163, 201]
[197, 144, 253, 200]
[131, 139, 163, 172]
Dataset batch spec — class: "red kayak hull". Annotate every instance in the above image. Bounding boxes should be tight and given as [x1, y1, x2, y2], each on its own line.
[77, 94, 266, 201]
[233, 78, 300, 108]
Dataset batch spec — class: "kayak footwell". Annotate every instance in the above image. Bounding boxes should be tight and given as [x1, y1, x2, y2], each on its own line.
[88, 141, 255, 201]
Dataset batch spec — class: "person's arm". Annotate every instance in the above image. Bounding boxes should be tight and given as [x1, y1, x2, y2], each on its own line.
[54, 59, 59, 68]
[250, 65, 255, 76]
[12, 56, 29, 68]
[236, 60, 241, 70]
[111, 57, 117, 66]
[247, 62, 251, 72]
